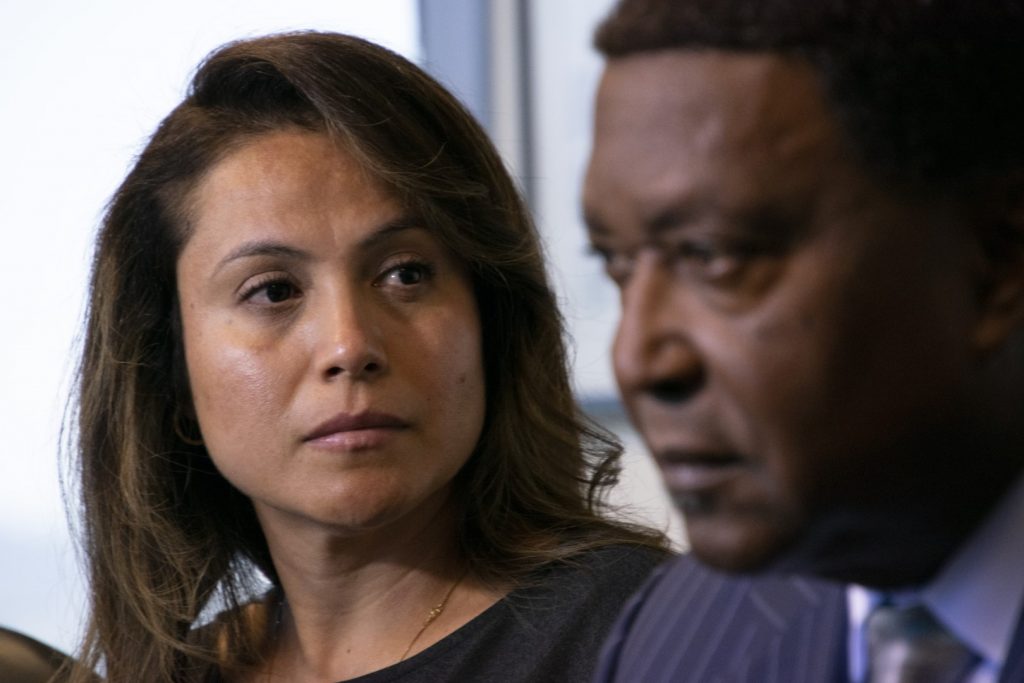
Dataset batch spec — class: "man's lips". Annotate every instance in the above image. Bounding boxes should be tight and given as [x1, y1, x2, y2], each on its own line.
[655, 449, 746, 493]
[303, 411, 410, 447]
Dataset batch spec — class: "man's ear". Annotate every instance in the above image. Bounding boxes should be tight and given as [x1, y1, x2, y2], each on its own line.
[972, 173, 1024, 353]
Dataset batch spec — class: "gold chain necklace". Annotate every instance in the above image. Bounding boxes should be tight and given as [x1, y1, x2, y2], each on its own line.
[267, 568, 467, 675]
[398, 570, 466, 662]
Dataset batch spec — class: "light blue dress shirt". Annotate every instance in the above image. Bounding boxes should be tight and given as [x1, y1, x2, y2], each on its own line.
[847, 473, 1024, 683]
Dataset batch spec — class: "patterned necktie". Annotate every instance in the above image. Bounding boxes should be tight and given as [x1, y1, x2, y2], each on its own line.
[866, 603, 978, 683]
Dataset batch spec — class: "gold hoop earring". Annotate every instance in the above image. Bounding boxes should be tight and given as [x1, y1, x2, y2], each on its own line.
[173, 409, 205, 447]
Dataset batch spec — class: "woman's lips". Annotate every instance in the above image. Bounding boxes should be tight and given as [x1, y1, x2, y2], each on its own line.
[303, 411, 410, 451]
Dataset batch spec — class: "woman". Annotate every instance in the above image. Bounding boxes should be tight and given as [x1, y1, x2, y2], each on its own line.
[67, 32, 668, 683]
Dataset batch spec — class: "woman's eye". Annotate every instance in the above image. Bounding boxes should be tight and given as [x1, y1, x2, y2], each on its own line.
[264, 281, 295, 302]
[240, 276, 301, 305]
[394, 266, 424, 285]
[379, 262, 433, 287]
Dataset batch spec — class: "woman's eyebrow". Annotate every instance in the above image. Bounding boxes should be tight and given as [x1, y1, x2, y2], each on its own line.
[211, 216, 425, 276]
[213, 241, 310, 275]
[355, 215, 424, 252]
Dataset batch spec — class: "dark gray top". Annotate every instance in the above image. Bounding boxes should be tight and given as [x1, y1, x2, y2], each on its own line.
[328, 545, 664, 683]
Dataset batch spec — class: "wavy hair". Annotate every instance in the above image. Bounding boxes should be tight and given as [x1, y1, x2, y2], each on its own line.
[66, 31, 666, 682]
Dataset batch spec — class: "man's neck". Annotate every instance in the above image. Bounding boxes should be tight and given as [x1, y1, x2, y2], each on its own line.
[770, 463, 1023, 587]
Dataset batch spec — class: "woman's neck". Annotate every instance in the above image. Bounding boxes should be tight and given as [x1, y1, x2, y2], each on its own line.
[240, 496, 504, 682]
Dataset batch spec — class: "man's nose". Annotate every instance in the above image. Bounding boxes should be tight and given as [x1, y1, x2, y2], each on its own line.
[315, 292, 388, 382]
[612, 254, 704, 402]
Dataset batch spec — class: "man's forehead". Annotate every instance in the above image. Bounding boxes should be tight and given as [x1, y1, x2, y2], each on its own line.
[594, 50, 833, 146]
[586, 50, 844, 235]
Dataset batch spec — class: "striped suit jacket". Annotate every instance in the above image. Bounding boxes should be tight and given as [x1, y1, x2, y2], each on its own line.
[593, 554, 1024, 682]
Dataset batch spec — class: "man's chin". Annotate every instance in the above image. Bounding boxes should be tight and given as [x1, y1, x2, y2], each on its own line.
[761, 508, 958, 587]
[683, 514, 799, 575]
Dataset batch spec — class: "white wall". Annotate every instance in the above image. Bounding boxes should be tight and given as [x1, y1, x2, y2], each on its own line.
[0, 0, 418, 654]
[529, 0, 622, 399]
[526, 0, 684, 545]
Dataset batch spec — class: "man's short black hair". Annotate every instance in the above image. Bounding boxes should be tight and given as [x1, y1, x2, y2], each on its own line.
[595, 0, 1024, 195]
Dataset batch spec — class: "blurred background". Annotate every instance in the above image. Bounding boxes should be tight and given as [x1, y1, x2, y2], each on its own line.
[0, 0, 681, 655]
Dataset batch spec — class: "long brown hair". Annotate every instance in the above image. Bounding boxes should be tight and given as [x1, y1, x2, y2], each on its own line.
[67, 31, 666, 682]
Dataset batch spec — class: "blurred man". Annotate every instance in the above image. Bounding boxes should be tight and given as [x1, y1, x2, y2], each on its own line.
[582, 1, 1024, 681]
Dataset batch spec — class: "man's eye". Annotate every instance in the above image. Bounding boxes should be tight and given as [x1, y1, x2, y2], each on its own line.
[678, 241, 720, 264]
[606, 253, 636, 285]
[673, 241, 747, 282]
[589, 245, 635, 285]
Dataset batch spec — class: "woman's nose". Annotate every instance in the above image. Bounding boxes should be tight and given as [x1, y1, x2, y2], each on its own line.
[316, 292, 388, 381]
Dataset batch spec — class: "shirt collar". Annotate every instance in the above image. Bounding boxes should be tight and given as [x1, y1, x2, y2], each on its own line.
[921, 472, 1024, 666]
[847, 472, 1024, 679]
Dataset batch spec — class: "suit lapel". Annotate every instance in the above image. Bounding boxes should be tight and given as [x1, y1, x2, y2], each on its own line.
[732, 574, 847, 683]
[998, 607, 1024, 683]
[663, 558, 847, 682]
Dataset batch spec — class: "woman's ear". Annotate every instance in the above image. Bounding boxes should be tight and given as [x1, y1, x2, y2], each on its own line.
[170, 296, 201, 428]
[972, 173, 1024, 353]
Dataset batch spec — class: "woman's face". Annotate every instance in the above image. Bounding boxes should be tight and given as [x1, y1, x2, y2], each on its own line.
[176, 130, 486, 540]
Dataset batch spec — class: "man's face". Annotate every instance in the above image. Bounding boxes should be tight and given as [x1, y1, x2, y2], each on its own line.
[583, 51, 988, 579]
